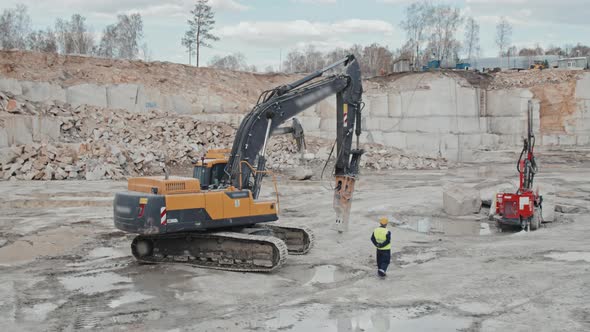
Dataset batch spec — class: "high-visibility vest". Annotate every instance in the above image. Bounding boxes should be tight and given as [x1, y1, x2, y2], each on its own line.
[373, 227, 391, 250]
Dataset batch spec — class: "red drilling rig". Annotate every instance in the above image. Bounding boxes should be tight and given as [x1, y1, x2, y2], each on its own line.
[495, 100, 543, 231]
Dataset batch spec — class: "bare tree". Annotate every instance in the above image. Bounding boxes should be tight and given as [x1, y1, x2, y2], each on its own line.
[208, 52, 247, 71]
[463, 17, 480, 62]
[98, 25, 117, 58]
[495, 17, 512, 58]
[181, 28, 196, 65]
[185, 0, 219, 67]
[400, 1, 434, 69]
[362, 43, 393, 76]
[115, 14, 143, 59]
[97, 14, 143, 59]
[569, 43, 590, 57]
[139, 42, 152, 61]
[507, 45, 518, 68]
[544, 45, 565, 56]
[55, 14, 95, 55]
[427, 4, 463, 63]
[303, 45, 325, 72]
[283, 50, 306, 73]
[519, 46, 544, 56]
[26, 28, 58, 53]
[0, 4, 31, 50]
[324, 47, 349, 66]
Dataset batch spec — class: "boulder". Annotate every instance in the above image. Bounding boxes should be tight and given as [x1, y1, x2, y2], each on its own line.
[0, 147, 18, 165]
[85, 165, 107, 180]
[107, 84, 142, 112]
[555, 204, 584, 214]
[67, 84, 107, 107]
[0, 128, 8, 148]
[20, 81, 66, 103]
[443, 185, 482, 216]
[475, 181, 515, 206]
[288, 167, 313, 181]
[32, 117, 61, 142]
[0, 78, 22, 95]
[542, 201, 556, 222]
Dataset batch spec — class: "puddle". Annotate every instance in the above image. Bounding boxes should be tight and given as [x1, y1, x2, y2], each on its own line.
[67, 247, 131, 268]
[59, 272, 132, 295]
[20, 302, 59, 322]
[109, 291, 154, 308]
[306, 265, 338, 284]
[0, 226, 94, 265]
[545, 251, 590, 263]
[398, 216, 492, 236]
[88, 247, 129, 259]
[479, 223, 492, 236]
[263, 304, 471, 332]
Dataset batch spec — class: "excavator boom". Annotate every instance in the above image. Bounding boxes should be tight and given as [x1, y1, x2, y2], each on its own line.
[225, 55, 363, 230]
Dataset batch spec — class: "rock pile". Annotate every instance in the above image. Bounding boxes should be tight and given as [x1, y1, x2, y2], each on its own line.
[0, 92, 447, 181]
[489, 69, 580, 90]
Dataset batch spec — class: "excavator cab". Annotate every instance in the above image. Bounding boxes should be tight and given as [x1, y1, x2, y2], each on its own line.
[192, 149, 229, 189]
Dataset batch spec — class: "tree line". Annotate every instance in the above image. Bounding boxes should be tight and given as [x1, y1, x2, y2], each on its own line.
[2, 1, 589, 73]
[0, 4, 147, 60]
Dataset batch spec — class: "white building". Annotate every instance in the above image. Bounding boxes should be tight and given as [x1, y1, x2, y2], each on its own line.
[393, 58, 411, 73]
[471, 55, 560, 71]
[557, 57, 589, 70]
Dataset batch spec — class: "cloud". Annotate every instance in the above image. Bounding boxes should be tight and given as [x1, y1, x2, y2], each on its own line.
[465, 0, 589, 25]
[12, 0, 248, 18]
[218, 19, 395, 46]
[291, 0, 337, 4]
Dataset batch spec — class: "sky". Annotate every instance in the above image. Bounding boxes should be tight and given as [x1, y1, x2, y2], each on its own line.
[3, 0, 590, 69]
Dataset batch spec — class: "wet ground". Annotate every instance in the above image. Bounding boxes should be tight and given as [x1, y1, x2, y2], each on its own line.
[0, 158, 589, 331]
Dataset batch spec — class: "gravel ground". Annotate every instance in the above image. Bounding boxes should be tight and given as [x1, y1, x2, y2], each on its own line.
[0, 157, 588, 332]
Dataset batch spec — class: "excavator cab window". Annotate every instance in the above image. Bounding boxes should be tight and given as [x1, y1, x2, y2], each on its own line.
[193, 163, 227, 190]
[210, 163, 226, 188]
[193, 165, 209, 189]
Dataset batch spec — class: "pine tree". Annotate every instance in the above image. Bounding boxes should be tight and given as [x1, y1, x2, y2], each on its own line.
[183, 0, 219, 67]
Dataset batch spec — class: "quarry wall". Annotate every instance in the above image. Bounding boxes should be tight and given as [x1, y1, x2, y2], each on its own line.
[1, 51, 588, 162]
[301, 71, 590, 161]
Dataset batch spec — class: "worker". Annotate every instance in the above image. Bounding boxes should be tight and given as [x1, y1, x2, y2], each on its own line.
[371, 217, 391, 277]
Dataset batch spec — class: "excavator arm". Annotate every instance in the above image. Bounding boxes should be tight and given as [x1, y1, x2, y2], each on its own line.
[224, 55, 363, 231]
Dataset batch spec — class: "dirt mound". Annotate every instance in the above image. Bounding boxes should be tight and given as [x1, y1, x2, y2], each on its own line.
[0, 49, 300, 112]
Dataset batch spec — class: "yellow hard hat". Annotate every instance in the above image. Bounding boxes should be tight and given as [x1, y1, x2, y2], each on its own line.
[379, 217, 389, 225]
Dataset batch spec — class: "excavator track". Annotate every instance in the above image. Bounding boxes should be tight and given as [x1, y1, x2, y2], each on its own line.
[259, 224, 314, 255]
[131, 231, 288, 273]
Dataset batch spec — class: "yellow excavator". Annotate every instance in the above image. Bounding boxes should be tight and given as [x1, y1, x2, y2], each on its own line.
[113, 55, 363, 272]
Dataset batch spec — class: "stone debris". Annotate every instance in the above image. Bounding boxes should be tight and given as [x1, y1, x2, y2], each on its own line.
[288, 167, 313, 181]
[0, 92, 447, 181]
[488, 69, 580, 90]
[443, 185, 482, 216]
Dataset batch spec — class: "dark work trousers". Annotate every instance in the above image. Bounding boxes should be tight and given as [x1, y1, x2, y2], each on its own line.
[376, 249, 391, 276]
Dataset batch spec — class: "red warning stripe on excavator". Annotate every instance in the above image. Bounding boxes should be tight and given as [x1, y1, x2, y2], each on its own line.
[343, 104, 348, 128]
[160, 207, 167, 225]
